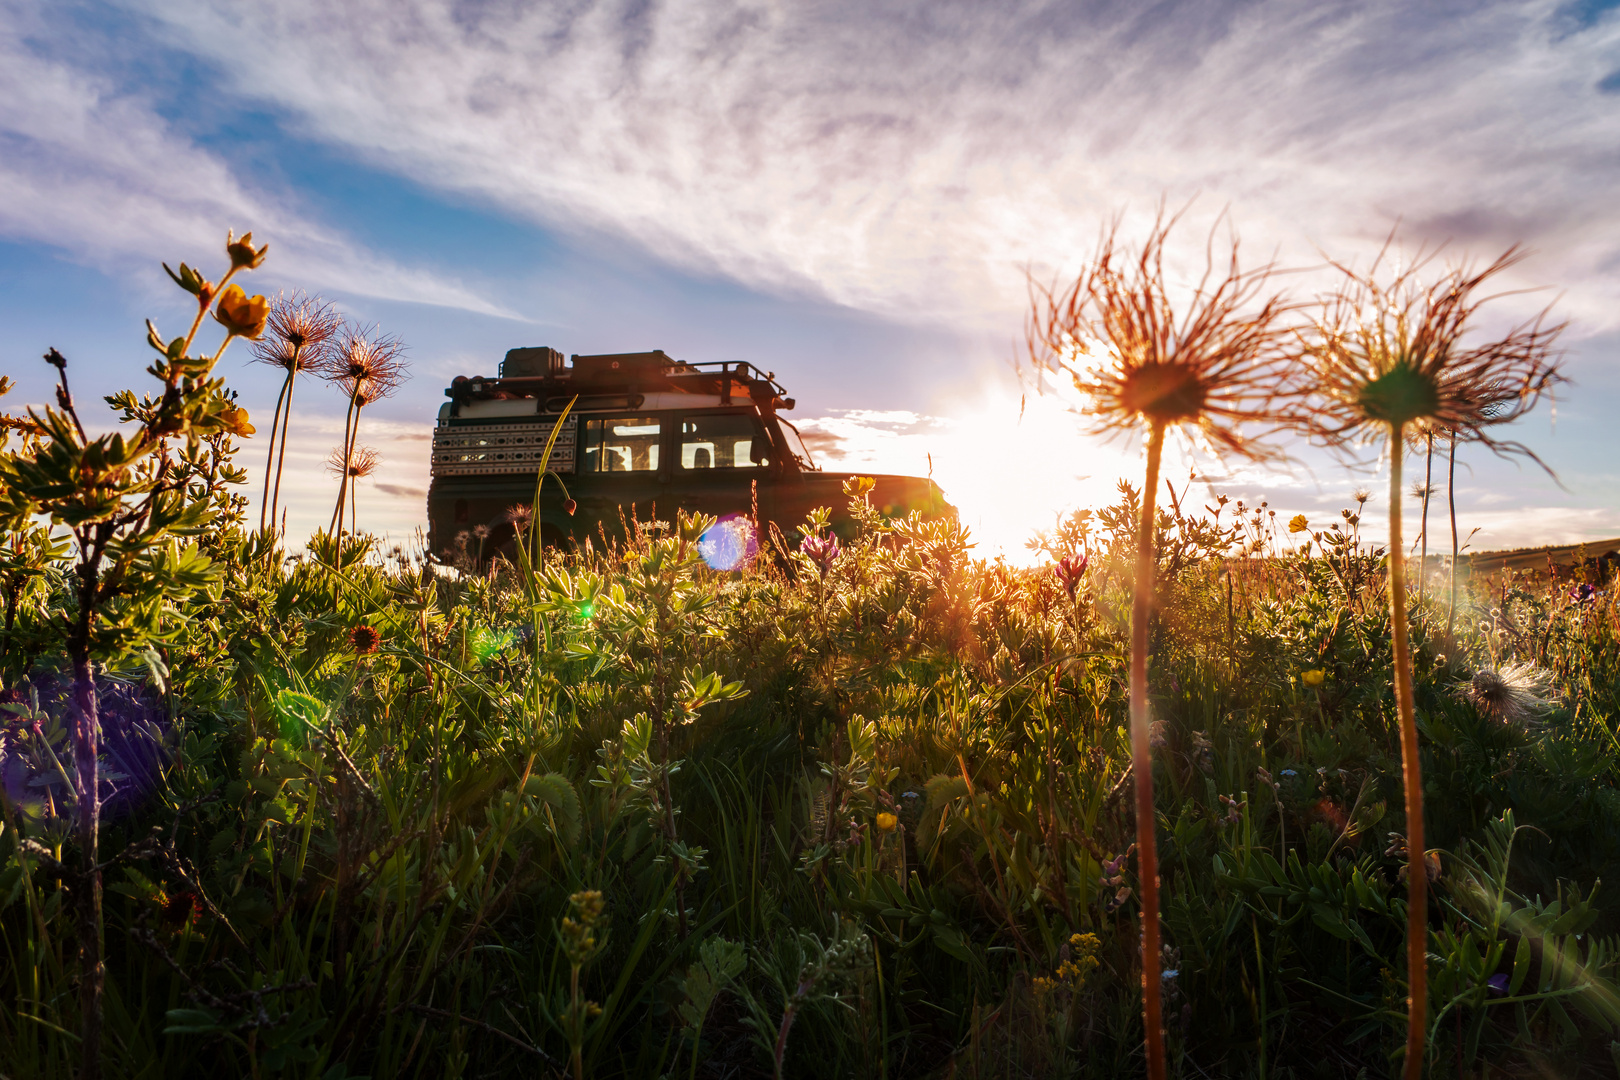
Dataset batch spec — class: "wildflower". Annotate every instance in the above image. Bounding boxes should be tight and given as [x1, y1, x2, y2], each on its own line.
[1027, 209, 1308, 1080]
[874, 812, 898, 833]
[1054, 553, 1089, 599]
[1465, 662, 1552, 725]
[323, 324, 409, 399]
[251, 292, 342, 373]
[212, 284, 270, 339]
[348, 624, 381, 655]
[1189, 730, 1213, 774]
[160, 888, 202, 927]
[1288, 514, 1309, 534]
[217, 405, 255, 437]
[563, 498, 577, 516]
[327, 445, 381, 481]
[1486, 973, 1510, 997]
[560, 889, 606, 967]
[1299, 240, 1564, 1080]
[1571, 583, 1596, 604]
[1218, 794, 1245, 825]
[225, 228, 268, 270]
[1301, 669, 1325, 688]
[800, 533, 840, 578]
[504, 504, 534, 531]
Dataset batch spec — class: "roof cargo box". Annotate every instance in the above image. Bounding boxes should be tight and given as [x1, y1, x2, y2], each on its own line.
[571, 351, 671, 385]
[501, 346, 567, 378]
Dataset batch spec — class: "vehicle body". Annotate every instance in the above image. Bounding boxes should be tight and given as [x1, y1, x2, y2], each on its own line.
[426, 347, 953, 559]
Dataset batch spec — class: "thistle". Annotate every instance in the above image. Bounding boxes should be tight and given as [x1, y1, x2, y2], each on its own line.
[1301, 241, 1563, 1079]
[250, 292, 342, 533]
[1027, 208, 1302, 1080]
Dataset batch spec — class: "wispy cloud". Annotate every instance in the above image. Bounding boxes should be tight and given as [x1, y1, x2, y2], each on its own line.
[0, 4, 514, 315]
[114, 0, 1620, 329]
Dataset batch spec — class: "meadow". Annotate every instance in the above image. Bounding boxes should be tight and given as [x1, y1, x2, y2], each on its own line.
[3, 229, 1619, 1079]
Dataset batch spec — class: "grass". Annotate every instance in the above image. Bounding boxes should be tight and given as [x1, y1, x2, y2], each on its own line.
[3, 479, 1619, 1078]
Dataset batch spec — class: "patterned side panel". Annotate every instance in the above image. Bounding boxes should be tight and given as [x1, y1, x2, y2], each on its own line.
[430, 418, 578, 476]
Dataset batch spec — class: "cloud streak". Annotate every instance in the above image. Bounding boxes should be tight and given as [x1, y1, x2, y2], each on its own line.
[115, 0, 1620, 329]
[0, 3, 513, 315]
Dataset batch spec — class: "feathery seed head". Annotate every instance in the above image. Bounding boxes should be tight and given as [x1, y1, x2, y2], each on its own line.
[1026, 208, 1306, 460]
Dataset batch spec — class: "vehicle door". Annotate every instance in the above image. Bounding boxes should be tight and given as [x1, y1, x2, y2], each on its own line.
[573, 413, 670, 540]
[672, 408, 773, 528]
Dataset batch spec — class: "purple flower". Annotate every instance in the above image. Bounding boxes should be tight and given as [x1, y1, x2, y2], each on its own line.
[1054, 554, 1089, 600]
[1571, 583, 1596, 604]
[1486, 973, 1510, 997]
[800, 534, 840, 579]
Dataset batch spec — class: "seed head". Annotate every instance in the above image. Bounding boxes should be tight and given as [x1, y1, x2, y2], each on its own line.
[327, 445, 381, 479]
[1465, 661, 1552, 725]
[321, 324, 409, 401]
[1303, 243, 1564, 463]
[1026, 207, 1306, 460]
[251, 292, 342, 373]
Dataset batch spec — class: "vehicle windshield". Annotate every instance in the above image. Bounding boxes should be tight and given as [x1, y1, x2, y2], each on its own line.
[776, 418, 817, 470]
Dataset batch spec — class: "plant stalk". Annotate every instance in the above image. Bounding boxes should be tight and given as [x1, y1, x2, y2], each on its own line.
[1132, 420, 1167, 1080]
[1447, 432, 1459, 641]
[1388, 422, 1427, 1080]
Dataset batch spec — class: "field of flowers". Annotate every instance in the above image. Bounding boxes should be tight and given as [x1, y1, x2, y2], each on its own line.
[3, 229, 1619, 1079]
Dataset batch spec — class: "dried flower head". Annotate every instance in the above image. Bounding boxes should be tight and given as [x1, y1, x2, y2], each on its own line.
[251, 292, 342, 373]
[322, 324, 409, 400]
[326, 445, 381, 480]
[1026, 209, 1305, 459]
[348, 624, 381, 655]
[1303, 244, 1564, 460]
[1465, 661, 1552, 725]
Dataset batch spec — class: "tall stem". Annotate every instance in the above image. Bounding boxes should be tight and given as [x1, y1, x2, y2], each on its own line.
[259, 372, 291, 531]
[1388, 423, 1427, 1080]
[329, 392, 359, 536]
[1447, 433, 1459, 640]
[1419, 433, 1433, 603]
[270, 372, 299, 538]
[70, 543, 103, 1080]
[1132, 420, 1167, 1080]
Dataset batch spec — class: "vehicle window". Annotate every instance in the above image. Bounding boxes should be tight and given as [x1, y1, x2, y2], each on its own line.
[776, 418, 816, 469]
[580, 416, 661, 472]
[680, 413, 768, 469]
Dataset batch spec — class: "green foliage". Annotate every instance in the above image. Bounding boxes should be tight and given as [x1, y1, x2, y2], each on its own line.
[3, 313, 1620, 1077]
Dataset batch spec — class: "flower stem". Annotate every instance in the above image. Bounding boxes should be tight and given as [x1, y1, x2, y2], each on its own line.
[259, 371, 291, 531]
[1132, 420, 1167, 1080]
[1388, 421, 1427, 1079]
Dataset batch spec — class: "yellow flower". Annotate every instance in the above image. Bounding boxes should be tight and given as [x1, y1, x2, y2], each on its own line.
[1301, 669, 1325, 688]
[875, 812, 898, 833]
[1288, 513, 1309, 534]
[226, 229, 268, 270]
[218, 405, 255, 437]
[213, 284, 270, 339]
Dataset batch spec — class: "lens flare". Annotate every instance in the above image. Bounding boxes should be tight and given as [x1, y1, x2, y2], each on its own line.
[698, 514, 758, 571]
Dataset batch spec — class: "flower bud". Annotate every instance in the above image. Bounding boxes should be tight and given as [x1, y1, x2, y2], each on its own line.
[226, 229, 268, 270]
[213, 284, 270, 339]
[563, 498, 578, 516]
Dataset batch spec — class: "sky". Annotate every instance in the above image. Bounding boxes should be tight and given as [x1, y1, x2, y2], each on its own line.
[2, 0, 1618, 561]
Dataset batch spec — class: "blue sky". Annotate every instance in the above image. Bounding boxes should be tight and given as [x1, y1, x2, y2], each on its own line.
[3, 0, 1618, 558]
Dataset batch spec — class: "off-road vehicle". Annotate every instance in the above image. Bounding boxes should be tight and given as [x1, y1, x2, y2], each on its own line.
[426, 347, 953, 560]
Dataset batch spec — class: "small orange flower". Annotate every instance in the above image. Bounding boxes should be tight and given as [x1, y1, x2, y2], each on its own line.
[218, 405, 255, 437]
[875, 812, 898, 833]
[213, 284, 270, 339]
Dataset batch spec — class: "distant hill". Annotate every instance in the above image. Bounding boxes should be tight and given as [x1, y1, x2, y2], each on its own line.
[1463, 536, 1620, 574]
